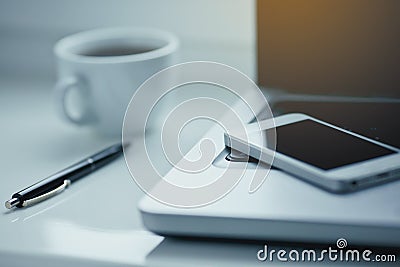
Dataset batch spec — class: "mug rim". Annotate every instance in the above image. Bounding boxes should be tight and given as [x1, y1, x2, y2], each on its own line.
[54, 27, 179, 64]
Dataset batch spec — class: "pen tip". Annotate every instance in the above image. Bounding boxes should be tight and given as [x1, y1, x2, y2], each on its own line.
[5, 198, 20, 209]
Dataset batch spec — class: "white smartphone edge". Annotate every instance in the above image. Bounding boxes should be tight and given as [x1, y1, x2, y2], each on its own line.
[224, 113, 400, 193]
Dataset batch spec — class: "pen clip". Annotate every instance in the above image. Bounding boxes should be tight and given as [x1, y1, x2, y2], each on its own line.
[22, 180, 71, 207]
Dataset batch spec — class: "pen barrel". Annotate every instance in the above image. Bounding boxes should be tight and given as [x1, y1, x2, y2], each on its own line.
[12, 160, 91, 206]
[11, 143, 123, 208]
[89, 144, 123, 169]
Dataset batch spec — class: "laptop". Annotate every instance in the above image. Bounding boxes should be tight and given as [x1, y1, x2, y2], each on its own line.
[139, 96, 400, 247]
[139, 0, 400, 246]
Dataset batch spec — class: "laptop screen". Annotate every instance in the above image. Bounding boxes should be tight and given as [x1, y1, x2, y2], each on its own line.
[257, 0, 400, 97]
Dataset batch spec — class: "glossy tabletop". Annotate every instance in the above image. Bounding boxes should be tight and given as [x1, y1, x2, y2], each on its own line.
[1, 78, 399, 267]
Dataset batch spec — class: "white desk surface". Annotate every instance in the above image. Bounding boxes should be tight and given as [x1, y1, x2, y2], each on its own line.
[1, 78, 399, 267]
[0, 78, 265, 267]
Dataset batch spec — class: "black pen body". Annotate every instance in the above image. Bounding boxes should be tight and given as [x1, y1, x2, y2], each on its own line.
[12, 160, 92, 207]
[11, 143, 123, 208]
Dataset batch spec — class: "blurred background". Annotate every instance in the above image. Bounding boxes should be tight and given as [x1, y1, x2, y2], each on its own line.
[258, 0, 400, 97]
[0, 0, 256, 81]
[1, 0, 399, 97]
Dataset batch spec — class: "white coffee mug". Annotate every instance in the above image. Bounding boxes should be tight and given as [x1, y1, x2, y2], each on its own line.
[54, 27, 179, 136]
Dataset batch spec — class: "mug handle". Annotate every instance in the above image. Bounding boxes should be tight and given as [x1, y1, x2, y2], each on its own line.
[55, 76, 95, 125]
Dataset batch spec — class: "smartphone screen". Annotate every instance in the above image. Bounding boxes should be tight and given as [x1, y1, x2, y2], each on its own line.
[271, 101, 400, 149]
[267, 120, 396, 170]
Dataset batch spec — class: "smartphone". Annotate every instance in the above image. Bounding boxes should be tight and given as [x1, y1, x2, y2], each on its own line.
[224, 113, 400, 192]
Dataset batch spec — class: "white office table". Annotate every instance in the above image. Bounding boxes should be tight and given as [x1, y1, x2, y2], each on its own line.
[1, 77, 399, 267]
[0, 77, 266, 267]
